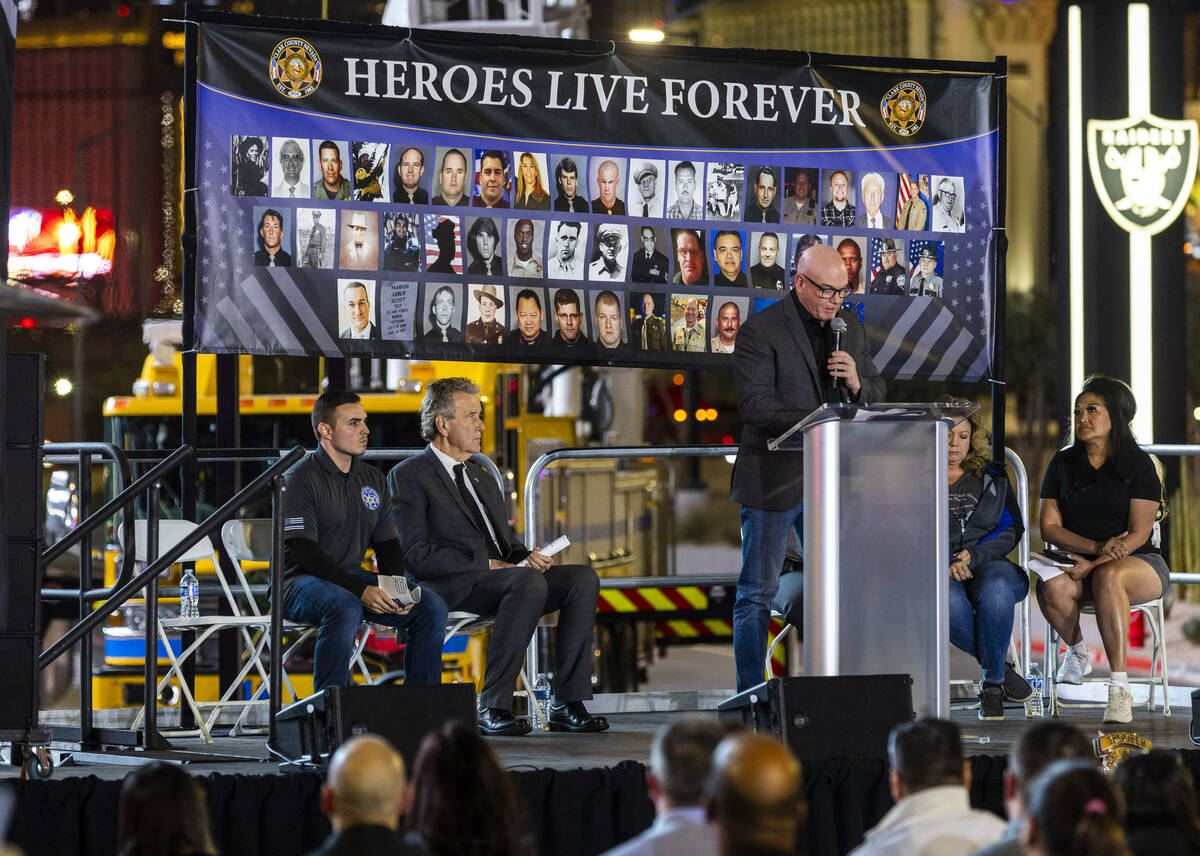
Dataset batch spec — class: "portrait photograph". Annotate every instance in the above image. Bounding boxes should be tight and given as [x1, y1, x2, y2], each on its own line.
[629, 224, 670, 284]
[749, 230, 787, 291]
[669, 292, 709, 353]
[590, 289, 627, 350]
[391, 144, 432, 205]
[930, 175, 967, 233]
[550, 286, 590, 348]
[588, 222, 629, 282]
[464, 216, 504, 277]
[856, 171, 896, 229]
[867, 236, 908, 296]
[270, 136, 310, 199]
[231, 134, 268, 197]
[506, 285, 550, 346]
[432, 146, 470, 207]
[744, 165, 781, 224]
[472, 149, 510, 209]
[337, 278, 379, 340]
[511, 151, 552, 211]
[382, 211, 423, 273]
[671, 227, 708, 286]
[709, 228, 748, 287]
[788, 233, 827, 280]
[628, 290, 668, 352]
[311, 139, 351, 201]
[338, 210, 380, 270]
[296, 207, 335, 270]
[252, 206, 292, 268]
[895, 173, 931, 231]
[832, 236, 867, 294]
[505, 218, 546, 279]
[465, 283, 506, 344]
[423, 215, 462, 275]
[709, 295, 749, 354]
[352, 141, 391, 202]
[819, 168, 857, 227]
[549, 153, 590, 214]
[705, 162, 744, 221]
[906, 239, 946, 298]
[666, 159, 705, 221]
[588, 157, 627, 216]
[782, 167, 818, 225]
[420, 282, 465, 342]
[546, 219, 587, 281]
[627, 159, 666, 219]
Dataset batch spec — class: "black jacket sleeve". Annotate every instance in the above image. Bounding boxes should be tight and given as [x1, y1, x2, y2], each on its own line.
[372, 537, 406, 576]
[285, 537, 369, 597]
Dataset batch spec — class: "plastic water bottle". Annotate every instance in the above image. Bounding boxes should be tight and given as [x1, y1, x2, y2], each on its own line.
[532, 673, 551, 731]
[1026, 663, 1044, 717]
[179, 569, 200, 619]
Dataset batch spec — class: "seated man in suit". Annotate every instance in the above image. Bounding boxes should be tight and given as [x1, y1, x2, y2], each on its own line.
[388, 378, 607, 737]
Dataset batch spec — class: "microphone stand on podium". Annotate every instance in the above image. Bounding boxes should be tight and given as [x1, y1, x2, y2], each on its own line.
[769, 400, 978, 718]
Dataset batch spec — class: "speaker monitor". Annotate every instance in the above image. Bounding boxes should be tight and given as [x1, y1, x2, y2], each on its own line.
[717, 674, 914, 761]
[275, 682, 477, 769]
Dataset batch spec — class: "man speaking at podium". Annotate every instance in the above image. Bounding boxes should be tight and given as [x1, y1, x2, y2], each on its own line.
[728, 243, 885, 692]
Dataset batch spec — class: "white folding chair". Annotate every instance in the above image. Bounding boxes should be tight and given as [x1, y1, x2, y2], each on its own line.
[218, 518, 373, 736]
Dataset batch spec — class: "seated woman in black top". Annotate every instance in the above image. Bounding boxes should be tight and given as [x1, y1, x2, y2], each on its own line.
[1036, 375, 1168, 725]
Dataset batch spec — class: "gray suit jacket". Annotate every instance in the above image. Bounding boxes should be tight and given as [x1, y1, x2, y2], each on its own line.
[387, 449, 530, 607]
[730, 293, 884, 510]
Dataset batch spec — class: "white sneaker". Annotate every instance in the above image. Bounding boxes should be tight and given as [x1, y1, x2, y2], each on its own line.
[1104, 683, 1133, 724]
[1055, 649, 1092, 685]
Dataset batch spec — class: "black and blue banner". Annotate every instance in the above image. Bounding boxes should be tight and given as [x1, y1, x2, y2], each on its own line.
[187, 10, 1003, 380]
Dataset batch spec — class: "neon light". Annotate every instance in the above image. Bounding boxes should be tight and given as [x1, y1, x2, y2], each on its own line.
[1129, 4, 1153, 441]
[1068, 6, 1084, 400]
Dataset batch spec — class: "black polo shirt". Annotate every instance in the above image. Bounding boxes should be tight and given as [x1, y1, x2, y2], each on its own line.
[281, 445, 399, 594]
[791, 289, 840, 405]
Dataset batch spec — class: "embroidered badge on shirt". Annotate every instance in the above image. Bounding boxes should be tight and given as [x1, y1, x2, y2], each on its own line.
[361, 486, 380, 510]
[284, 516, 305, 532]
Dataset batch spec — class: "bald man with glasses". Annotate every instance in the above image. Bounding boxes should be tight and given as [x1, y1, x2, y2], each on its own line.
[728, 243, 884, 692]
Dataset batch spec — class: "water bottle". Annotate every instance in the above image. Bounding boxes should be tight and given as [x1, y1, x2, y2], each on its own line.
[532, 673, 551, 731]
[179, 569, 200, 619]
[1026, 663, 1044, 717]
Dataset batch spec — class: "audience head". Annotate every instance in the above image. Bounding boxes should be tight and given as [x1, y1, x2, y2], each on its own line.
[322, 734, 410, 832]
[117, 762, 217, 856]
[706, 732, 804, 855]
[1074, 374, 1139, 452]
[1022, 759, 1129, 856]
[418, 377, 479, 443]
[938, 394, 990, 478]
[310, 389, 362, 443]
[887, 718, 965, 799]
[1006, 721, 1094, 820]
[648, 717, 734, 810]
[406, 722, 527, 856]
[1114, 751, 1200, 847]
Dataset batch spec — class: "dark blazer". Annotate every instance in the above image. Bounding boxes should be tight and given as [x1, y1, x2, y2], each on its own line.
[304, 824, 427, 856]
[388, 449, 530, 607]
[730, 294, 884, 510]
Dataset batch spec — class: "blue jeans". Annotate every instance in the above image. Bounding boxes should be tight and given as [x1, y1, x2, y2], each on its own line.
[282, 572, 448, 692]
[734, 501, 804, 692]
[948, 559, 1028, 684]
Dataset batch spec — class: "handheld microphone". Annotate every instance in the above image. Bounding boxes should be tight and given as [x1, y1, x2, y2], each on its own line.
[829, 317, 848, 402]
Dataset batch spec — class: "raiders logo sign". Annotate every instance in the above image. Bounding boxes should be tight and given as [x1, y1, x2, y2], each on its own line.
[1087, 113, 1198, 235]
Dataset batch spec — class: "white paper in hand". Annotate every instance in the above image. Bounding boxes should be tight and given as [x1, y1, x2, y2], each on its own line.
[1027, 553, 1068, 582]
[517, 535, 571, 566]
[378, 574, 422, 606]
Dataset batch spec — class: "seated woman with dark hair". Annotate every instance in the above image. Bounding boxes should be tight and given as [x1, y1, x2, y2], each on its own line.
[944, 400, 1032, 721]
[405, 722, 530, 856]
[1022, 760, 1131, 856]
[117, 762, 218, 856]
[1036, 375, 1169, 725]
[1114, 751, 1200, 855]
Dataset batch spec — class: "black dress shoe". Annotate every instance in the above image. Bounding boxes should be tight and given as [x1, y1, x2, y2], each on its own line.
[547, 701, 609, 733]
[478, 707, 532, 736]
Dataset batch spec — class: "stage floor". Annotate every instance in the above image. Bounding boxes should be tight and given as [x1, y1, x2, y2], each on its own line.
[3, 692, 1194, 782]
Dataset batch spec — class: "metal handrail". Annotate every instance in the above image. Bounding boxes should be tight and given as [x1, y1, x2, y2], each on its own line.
[39, 446, 304, 669]
[1003, 447, 1032, 679]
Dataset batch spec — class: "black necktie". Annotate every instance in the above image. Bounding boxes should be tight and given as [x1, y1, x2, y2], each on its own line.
[643, 203, 649, 217]
[454, 464, 503, 560]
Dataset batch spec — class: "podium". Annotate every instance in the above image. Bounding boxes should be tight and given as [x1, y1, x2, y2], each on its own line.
[771, 401, 977, 717]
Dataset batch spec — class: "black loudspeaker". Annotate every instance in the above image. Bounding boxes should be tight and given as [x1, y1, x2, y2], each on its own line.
[274, 683, 477, 769]
[717, 675, 914, 761]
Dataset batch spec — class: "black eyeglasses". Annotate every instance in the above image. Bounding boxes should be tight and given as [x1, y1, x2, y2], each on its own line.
[802, 275, 851, 300]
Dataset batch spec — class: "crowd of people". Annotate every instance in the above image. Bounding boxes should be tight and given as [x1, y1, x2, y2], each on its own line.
[94, 714, 1200, 856]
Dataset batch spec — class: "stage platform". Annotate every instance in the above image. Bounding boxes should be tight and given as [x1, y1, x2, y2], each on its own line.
[4, 690, 1200, 856]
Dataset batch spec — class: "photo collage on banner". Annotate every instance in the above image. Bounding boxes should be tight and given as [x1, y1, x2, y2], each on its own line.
[195, 20, 999, 379]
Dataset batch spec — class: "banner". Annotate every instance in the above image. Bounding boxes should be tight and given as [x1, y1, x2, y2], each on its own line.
[188, 11, 1002, 380]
